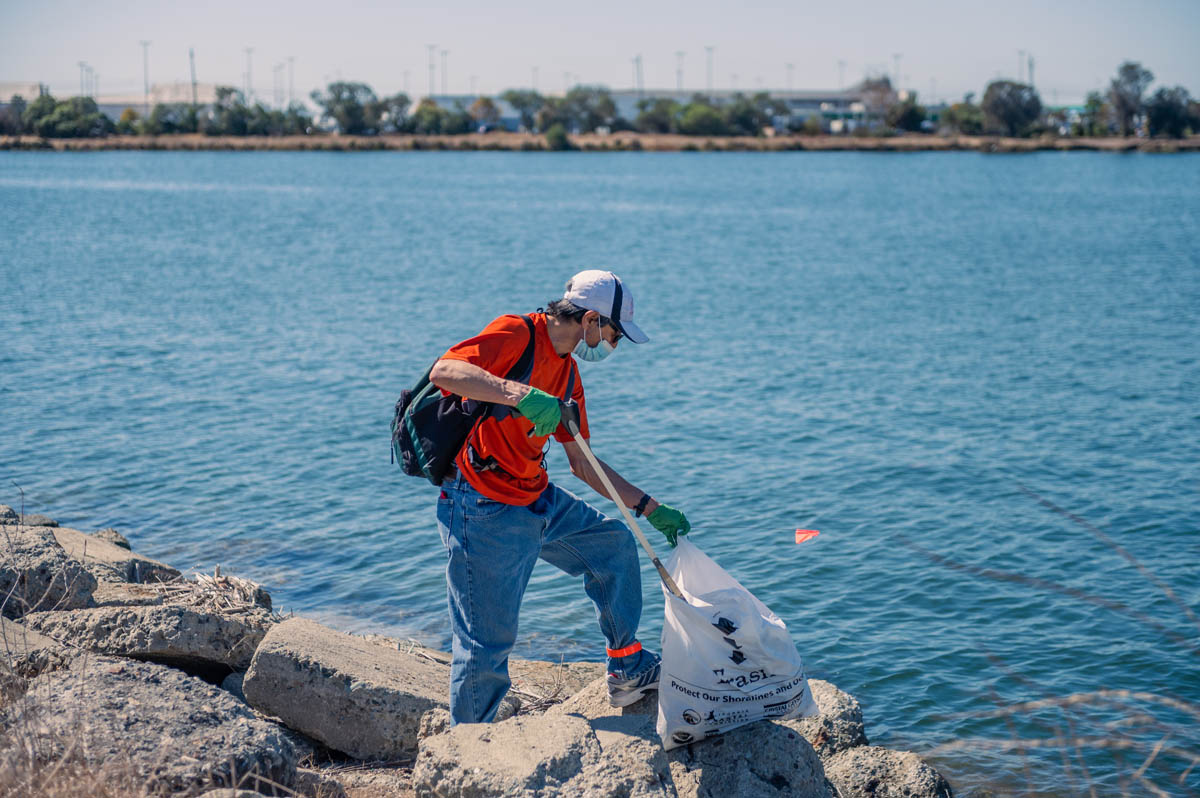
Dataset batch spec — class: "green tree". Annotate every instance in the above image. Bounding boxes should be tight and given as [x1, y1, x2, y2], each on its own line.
[981, 80, 1042, 136]
[678, 102, 728, 136]
[500, 90, 544, 131]
[440, 103, 473, 134]
[372, 93, 411, 133]
[886, 98, 927, 132]
[535, 96, 570, 132]
[634, 98, 679, 133]
[722, 92, 774, 136]
[1108, 61, 1153, 136]
[145, 103, 198, 134]
[410, 98, 445, 134]
[115, 107, 140, 134]
[0, 94, 27, 134]
[1079, 91, 1110, 136]
[563, 86, 616, 132]
[310, 81, 379, 134]
[1145, 86, 1193, 138]
[940, 95, 985, 134]
[22, 94, 113, 138]
[204, 87, 249, 135]
[544, 122, 571, 150]
[468, 97, 500, 127]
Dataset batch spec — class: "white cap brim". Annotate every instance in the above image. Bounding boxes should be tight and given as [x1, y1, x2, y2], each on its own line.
[618, 318, 649, 344]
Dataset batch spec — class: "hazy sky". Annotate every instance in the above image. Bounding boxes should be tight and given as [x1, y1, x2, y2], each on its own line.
[3, 0, 1198, 105]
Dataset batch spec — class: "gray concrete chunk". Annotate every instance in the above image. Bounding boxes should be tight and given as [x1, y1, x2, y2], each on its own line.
[0, 655, 297, 796]
[243, 618, 448, 760]
[823, 746, 953, 798]
[779, 678, 869, 758]
[0, 524, 97, 618]
[52, 524, 180, 584]
[22, 603, 275, 670]
[414, 708, 832, 798]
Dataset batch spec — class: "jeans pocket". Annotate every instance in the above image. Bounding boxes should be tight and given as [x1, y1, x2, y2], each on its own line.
[464, 495, 514, 520]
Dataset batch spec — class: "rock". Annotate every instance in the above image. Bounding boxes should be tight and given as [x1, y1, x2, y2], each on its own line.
[779, 678, 868, 758]
[51, 525, 179, 584]
[0, 525, 97, 618]
[823, 746, 953, 798]
[415, 707, 832, 797]
[223, 671, 247, 701]
[333, 765, 415, 798]
[21, 513, 58, 527]
[22, 603, 275, 670]
[508, 657, 607, 704]
[0, 505, 17, 524]
[548, 673, 659, 719]
[91, 580, 167, 607]
[361, 633, 603, 707]
[0, 656, 297, 796]
[294, 767, 349, 798]
[95, 527, 131, 549]
[418, 708, 451, 740]
[664, 722, 831, 798]
[1, 616, 71, 704]
[243, 618, 447, 760]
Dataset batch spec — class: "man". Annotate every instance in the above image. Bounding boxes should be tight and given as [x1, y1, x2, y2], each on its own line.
[429, 270, 691, 725]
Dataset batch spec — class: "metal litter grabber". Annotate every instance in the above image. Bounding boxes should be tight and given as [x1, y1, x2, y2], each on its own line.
[557, 401, 684, 598]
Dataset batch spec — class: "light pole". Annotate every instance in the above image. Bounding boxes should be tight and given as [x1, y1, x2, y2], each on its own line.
[786, 63, 793, 92]
[139, 41, 151, 115]
[78, 61, 87, 97]
[892, 53, 901, 91]
[244, 47, 254, 104]
[705, 46, 713, 93]
[675, 51, 684, 92]
[838, 59, 846, 91]
[441, 50, 448, 95]
[288, 56, 295, 106]
[427, 45, 436, 97]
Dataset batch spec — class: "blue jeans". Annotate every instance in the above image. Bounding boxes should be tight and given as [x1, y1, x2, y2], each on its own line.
[436, 472, 653, 724]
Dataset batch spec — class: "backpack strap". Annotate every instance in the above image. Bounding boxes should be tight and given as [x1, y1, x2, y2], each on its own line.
[487, 314, 537, 422]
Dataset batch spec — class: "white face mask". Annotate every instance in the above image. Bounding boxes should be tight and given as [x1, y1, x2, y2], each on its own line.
[573, 321, 616, 362]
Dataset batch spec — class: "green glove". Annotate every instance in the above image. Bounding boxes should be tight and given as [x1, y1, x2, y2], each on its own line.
[647, 504, 691, 547]
[515, 388, 561, 436]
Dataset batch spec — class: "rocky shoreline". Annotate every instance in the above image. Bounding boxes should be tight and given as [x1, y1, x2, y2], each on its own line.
[1, 505, 954, 797]
[2, 132, 1198, 153]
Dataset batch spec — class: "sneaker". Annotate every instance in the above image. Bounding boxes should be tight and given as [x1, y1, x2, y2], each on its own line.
[607, 652, 661, 708]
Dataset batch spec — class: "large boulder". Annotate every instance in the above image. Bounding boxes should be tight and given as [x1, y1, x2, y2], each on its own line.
[1, 616, 71, 704]
[51, 524, 179, 584]
[414, 708, 832, 798]
[0, 656, 297, 796]
[822, 746, 953, 798]
[243, 618, 448, 760]
[0, 506, 17, 524]
[779, 678, 868, 758]
[0, 524, 97, 618]
[22, 603, 276, 670]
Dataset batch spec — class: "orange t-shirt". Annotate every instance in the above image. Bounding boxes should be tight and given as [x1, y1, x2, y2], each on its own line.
[440, 313, 589, 505]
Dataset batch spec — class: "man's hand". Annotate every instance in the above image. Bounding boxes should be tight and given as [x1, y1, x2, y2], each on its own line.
[515, 388, 562, 436]
[647, 504, 691, 547]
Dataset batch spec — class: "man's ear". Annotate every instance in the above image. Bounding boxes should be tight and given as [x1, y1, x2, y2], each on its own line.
[581, 310, 600, 329]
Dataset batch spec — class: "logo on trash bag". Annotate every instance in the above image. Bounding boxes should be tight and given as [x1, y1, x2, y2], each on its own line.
[672, 731, 695, 744]
[682, 709, 702, 725]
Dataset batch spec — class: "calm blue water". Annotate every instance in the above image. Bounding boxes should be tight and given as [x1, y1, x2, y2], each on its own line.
[2, 151, 1198, 795]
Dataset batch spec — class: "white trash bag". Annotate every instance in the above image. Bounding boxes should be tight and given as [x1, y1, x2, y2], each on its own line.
[656, 539, 818, 749]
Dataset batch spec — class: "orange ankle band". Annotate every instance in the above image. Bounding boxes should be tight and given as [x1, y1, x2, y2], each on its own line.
[606, 641, 642, 658]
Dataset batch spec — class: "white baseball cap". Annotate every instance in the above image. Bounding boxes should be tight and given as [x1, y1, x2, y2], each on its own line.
[563, 270, 649, 344]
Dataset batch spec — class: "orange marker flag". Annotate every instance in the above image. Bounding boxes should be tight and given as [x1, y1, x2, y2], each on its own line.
[795, 529, 820, 544]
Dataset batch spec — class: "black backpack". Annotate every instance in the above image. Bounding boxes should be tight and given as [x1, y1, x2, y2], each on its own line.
[391, 315, 541, 486]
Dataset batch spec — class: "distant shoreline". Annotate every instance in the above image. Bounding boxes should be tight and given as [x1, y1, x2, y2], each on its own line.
[3, 132, 1198, 153]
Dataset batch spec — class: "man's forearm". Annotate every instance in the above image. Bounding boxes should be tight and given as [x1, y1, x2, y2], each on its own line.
[575, 454, 660, 516]
[429, 359, 528, 406]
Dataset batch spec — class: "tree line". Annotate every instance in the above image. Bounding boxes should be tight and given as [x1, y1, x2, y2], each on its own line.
[1, 60, 1196, 140]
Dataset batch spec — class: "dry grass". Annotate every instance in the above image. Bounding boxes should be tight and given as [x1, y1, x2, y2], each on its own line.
[904, 485, 1200, 797]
